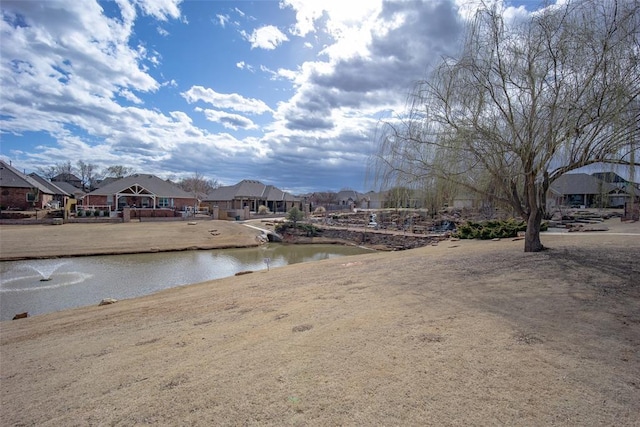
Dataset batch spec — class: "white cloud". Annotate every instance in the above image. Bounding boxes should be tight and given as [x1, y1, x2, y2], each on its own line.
[119, 88, 143, 104]
[236, 61, 255, 72]
[194, 107, 258, 130]
[132, 0, 182, 21]
[216, 14, 229, 27]
[182, 86, 273, 115]
[241, 25, 289, 50]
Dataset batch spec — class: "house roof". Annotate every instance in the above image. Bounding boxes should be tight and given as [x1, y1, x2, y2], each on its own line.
[53, 181, 86, 197]
[0, 160, 53, 194]
[204, 179, 296, 202]
[86, 174, 194, 198]
[549, 173, 618, 195]
[51, 173, 82, 184]
[28, 173, 70, 196]
[94, 177, 120, 188]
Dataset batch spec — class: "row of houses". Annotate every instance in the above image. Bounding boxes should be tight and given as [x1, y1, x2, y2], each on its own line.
[0, 160, 305, 217]
[1, 159, 638, 218]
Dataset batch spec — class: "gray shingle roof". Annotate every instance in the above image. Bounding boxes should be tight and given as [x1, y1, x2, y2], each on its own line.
[28, 173, 70, 196]
[53, 181, 86, 197]
[205, 180, 296, 202]
[0, 160, 53, 194]
[550, 173, 617, 195]
[86, 174, 194, 198]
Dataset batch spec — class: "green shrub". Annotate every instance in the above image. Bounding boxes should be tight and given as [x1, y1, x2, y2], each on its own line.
[287, 206, 304, 223]
[275, 222, 322, 237]
[453, 219, 539, 240]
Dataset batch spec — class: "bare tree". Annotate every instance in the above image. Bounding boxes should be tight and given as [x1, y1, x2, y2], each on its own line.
[372, 0, 639, 252]
[102, 165, 135, 179]
[36, 165, 57, 180]
[177, 172, 218, 197]
[53, 161, 74, 180]
[310, 191, 338, 210]
[77, 160, 98, 191]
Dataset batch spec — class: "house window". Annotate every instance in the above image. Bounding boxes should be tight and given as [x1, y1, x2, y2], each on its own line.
[26, 193, 38, 202]
[158, 197, 172, 208]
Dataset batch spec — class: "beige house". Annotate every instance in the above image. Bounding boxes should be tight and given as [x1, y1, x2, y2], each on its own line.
[202, 180, 301, 216]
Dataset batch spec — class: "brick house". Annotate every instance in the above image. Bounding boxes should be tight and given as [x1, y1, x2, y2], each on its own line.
[83, 174, 197, 212]
[0, 160, 55, 210]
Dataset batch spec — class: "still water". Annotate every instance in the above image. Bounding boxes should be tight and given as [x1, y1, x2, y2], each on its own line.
[0, 244, 370, 321]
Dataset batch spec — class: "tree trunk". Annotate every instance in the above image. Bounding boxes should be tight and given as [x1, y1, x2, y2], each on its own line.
[524, 207, 544, 252]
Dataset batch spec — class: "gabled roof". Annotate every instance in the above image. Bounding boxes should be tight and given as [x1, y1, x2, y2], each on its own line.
[53, 181, 86, 197]
[51, 173, 82, 184]
[204, 179, 295, 202]
[86, 174, 194, 198]
[28, 173, 70, 196]
[549, 173, 617, 195]
[0, 160, 53, 194]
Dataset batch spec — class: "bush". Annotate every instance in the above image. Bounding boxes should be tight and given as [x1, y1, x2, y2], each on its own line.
[287, 206, 304, 225]
[257, 205, 271, 215]
[314, 206, 326, 215]
[77, 210, 85, 217]
[275, 222, 322, 237]
[454, 219, 543, 239]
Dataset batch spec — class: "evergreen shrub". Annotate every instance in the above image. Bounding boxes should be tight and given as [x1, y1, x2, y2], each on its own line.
[454, 219, 547, 239]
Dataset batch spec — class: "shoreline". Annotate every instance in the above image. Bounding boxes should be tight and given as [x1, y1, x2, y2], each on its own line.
[2, 217, 637, 261]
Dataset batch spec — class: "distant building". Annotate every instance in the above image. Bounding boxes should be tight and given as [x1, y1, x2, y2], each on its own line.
[202, 179, 300, 214]
[547, 173, 633, 209]
[51, 172, 83, 189]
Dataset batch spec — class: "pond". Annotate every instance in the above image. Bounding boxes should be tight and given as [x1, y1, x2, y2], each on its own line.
[0, 244, 371, 321]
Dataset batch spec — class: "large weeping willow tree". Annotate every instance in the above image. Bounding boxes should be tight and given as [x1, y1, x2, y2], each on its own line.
[371, 0, 639, 252]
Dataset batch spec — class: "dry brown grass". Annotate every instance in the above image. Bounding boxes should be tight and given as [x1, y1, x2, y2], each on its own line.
[1, 220, 639, 425]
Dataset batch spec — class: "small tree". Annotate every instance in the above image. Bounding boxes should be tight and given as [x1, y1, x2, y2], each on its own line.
[287, 206, 304, 228]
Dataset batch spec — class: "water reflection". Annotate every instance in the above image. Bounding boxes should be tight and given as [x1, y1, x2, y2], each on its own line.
[0, 244, 369, 320]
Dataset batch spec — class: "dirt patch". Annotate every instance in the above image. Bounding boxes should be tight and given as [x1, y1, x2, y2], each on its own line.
[0, 219, 639, 425]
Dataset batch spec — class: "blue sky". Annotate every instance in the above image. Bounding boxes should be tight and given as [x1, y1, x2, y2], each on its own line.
[1, 0, 546, 194]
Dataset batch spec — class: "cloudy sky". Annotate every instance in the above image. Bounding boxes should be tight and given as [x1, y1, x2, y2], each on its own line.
[1, 0, 541, 194]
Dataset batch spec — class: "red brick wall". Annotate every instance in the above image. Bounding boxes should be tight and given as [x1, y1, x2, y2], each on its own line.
[0, 187, 51, 210]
